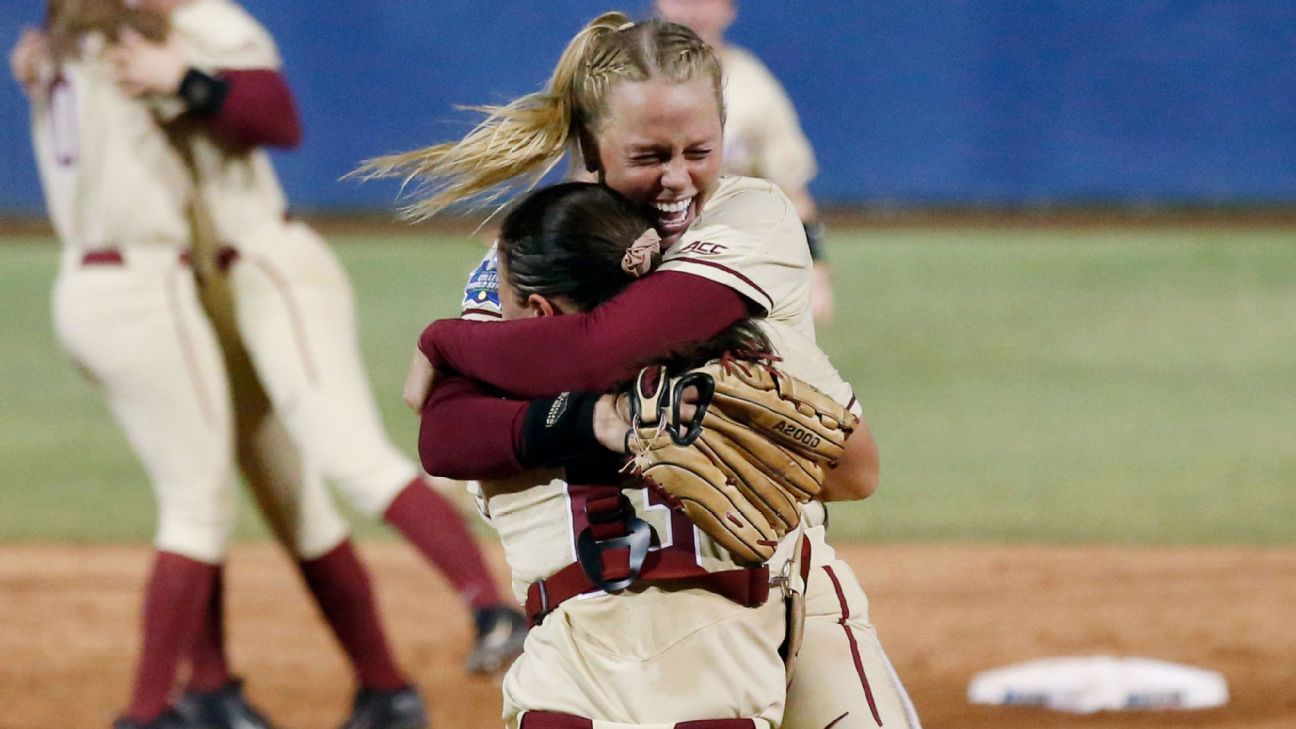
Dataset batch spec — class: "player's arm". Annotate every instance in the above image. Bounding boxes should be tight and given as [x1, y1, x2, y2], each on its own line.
[9, 28, 48, 95]
[820, 415, 879, 502]
[418, 271, 753, 398]
[417, 375, 528, 479]
[106, 27, 300, 148]
[418, 371, 627, 482]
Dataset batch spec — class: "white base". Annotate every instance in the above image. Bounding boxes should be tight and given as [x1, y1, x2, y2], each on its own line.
[968, 656, 1229, 714]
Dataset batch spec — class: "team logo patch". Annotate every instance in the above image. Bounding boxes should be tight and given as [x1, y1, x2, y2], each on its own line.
[461, 249, 501, 316]
[677, 240, 727, 256]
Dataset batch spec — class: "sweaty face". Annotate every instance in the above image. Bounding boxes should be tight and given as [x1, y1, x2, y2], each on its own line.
[592, 78, 724, 249]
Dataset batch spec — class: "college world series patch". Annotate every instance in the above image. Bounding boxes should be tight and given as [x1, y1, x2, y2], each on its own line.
[461, 248, 501, 319]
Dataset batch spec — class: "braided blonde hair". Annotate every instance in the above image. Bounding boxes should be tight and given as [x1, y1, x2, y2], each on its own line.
[356, 12, 724, 219]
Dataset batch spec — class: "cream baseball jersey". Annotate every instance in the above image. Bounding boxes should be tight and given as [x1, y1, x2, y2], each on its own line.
[719, 46, 818, 195]
[661, 175, 816, 338]
[30, 38, 192, 250]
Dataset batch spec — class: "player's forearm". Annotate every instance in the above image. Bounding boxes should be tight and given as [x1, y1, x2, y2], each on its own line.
[418, 272, 751, 398]
[203, 69, 301, 148]
[418, 375, 527, 479]
[421, 376, 620, 479]
[819, 417, 879, 502]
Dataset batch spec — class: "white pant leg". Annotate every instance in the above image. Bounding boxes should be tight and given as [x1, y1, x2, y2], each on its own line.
[502, 588, 787, 727]
[782, 526, 922, 729]
[194, 253, 352, 562]
[228, 360, 350, 561]
[52, 248, 237, 564]
[227, 221, 417, 517]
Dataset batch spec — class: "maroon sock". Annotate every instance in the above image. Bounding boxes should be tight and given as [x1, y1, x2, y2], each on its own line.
[383, 477, 504, 610]
[126, 551, 218, 723]
[299, 540, 406, 690]
[187, 565, 231, 693]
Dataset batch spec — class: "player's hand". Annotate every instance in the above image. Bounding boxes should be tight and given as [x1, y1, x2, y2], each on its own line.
[106, 27, 187, 97]
[9, 28, 48, 92]
[810, 261, 835, 326]
[403, 348, 436, 414]
[593, 393, 631, 453]
[592, 382, 704, 454]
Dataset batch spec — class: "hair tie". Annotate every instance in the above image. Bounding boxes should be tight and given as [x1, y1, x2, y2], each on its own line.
[621, 228, 662, 278]
[617, 21, 636, 31]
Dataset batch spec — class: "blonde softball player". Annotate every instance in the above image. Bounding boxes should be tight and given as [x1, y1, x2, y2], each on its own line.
[12, 5, 427, 729]
[655, 0, 835, 325]
[376, 13, 920, 729]
[106, 0, 527, 694]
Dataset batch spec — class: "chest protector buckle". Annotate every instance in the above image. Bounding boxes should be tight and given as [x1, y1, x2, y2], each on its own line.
[575, 492, 652, 593]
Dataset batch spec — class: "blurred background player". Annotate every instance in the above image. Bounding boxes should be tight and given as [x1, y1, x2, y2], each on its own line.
[104, 0, 527, 684]
[13, 1, 525, 728]
[655, 0, 835, 324]
[12, 4, 426, 729]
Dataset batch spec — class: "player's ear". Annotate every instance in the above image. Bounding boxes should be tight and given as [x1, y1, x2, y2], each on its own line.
[526, 293, 559, 318]
[578, 130, 601, 175]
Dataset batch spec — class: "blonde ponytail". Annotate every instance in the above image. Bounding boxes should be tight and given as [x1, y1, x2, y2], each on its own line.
[357, 11, 723, 220]
[356, 12, 632, 219]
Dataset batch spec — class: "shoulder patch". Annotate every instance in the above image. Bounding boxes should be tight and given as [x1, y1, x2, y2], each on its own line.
[461, 248, 501, 318]
[676, 240, 728, 256]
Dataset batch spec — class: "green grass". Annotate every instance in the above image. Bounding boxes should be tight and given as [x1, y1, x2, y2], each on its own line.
[2, 227, 1293, 545]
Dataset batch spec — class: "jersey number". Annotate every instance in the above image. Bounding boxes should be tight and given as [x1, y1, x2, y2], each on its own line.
[565, 485, 700, 566]
[49, 74, 79, 167]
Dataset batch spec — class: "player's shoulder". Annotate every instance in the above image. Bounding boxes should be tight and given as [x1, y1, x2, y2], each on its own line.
[171, 0, 278, 65]
[701, 176, 797, 228]
[460, 245, 502, 321]
[720, 45, 780, 85]
[671, 177, 804, 268]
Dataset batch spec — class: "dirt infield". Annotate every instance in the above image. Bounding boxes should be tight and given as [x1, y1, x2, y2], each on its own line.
[1, 543, 1292, 729]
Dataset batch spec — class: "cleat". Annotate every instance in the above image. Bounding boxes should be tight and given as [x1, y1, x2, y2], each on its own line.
[112, 709, 195, 729]
[177, 678, 276, 729]
[338, 685, 428, 729]
[466, 605, 528, 674]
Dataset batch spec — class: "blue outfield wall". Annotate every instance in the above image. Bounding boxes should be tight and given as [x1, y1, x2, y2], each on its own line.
[2, 1, 1295, 214]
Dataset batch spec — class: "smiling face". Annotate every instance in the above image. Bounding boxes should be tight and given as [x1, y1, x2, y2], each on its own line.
[587, 77, 724, 248]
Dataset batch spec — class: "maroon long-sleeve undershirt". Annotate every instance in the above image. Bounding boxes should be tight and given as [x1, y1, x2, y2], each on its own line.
[418, 271, 751, 399]
[418, 375, 528, 479]
[208, 69, 302, 148]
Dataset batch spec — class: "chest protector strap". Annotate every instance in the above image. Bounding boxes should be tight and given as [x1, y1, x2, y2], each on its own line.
[525, 488, 769, 626]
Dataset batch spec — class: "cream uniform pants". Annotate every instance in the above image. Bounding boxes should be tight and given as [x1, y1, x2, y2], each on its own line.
[220, 219, 422, 517]
[502, 586, 788, 728]
[52, 243, 349, 562]
[783, 517, 922, 729]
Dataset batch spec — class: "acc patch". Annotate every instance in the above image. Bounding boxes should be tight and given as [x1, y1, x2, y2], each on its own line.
[460, 248, 501, 319]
